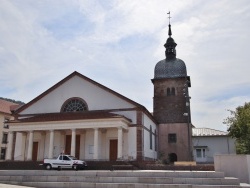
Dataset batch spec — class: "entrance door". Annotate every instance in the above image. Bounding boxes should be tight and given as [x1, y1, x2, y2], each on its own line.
[65, 135, 80, 159]
[65, 135, 71, 155]
[109, 139, 118, 161]
[75, 135, 80, 159]
[32, 142, 38, 161]
[168, 153, 177, 163]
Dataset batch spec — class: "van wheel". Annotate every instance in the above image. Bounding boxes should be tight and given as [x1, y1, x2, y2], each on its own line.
[45, 164, 52, 170]
[73, 165, 78, 171]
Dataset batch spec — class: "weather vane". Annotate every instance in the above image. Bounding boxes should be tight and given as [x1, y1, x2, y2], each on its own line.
[167, 11, 171, 25]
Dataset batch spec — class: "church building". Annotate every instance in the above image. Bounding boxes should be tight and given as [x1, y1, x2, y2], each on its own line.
[6, 18, 192, 162]
[6, 72, 158, 161]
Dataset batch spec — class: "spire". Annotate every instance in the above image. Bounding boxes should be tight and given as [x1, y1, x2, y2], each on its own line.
[168, 24, 172, 37]
[164, 11, 177, 59]
[167, 11, 172, 37]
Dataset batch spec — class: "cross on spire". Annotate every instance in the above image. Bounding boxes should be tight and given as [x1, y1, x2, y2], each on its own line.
[167, 11, 171, 25]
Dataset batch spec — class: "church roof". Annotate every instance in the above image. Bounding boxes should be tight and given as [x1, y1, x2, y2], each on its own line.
[154, 21, 187, 80]
[192, 128, 228, 136]
[154, 58, 187, 79]
[13, 71, 156, 124]
[10, 111, 131, 123]
[14, 71, 139, 113]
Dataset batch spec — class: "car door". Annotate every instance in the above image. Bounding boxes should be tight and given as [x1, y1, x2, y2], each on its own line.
[62, 156, 72, 168]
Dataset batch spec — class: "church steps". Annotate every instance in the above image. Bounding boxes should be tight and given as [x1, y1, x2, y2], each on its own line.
[0, 170, 225, 178]
[0, 176, 240, 185]
[0, 170, 241, 188]
[0, 182, 242, 188]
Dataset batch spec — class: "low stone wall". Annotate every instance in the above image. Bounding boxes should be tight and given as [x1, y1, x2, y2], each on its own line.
[0, 160, 214, 171]
[0, 161, 44, 170]
[214, 154, 250, 183]
[130, 161, 214, 171]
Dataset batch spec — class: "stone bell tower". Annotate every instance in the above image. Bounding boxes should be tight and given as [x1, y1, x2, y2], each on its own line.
[152, 13, 192, 162]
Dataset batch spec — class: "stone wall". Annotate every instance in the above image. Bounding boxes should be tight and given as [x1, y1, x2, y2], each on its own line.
[158, 123, 192, 161]
[152, 77, 189, 124]
[214, 154, 250, 183]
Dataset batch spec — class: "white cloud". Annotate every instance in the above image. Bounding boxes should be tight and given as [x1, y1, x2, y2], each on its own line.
[0, 0, 250, 131]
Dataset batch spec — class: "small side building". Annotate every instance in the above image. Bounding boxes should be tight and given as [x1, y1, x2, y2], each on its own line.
[0, 99, 19, 160]
[192, 128, 236, 163]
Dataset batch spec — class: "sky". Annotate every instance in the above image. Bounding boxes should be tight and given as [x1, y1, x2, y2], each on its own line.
[1, 0, 250, 131]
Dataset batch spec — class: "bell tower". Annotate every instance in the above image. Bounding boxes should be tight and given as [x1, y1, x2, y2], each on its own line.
[152, 12, 192, 162]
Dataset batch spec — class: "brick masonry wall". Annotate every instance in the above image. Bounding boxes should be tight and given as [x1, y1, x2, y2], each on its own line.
[158, 123, 192, 161]
[152, 77, 190, 124]
[152, 77, 192, 161]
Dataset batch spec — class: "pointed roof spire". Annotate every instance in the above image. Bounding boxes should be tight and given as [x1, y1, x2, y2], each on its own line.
[164, 11, 177, 59]
[167, 11, 172, 37]
[168, 24, 172, 37]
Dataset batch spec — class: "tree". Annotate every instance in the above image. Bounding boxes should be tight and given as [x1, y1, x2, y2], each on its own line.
[0, 97, 25, 105]
[224, 102, 250, 154]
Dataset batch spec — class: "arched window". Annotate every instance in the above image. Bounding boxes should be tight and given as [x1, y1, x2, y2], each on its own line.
[167, 87, 175, 96]
[171, 87, 175, 96]
[167, 88, 171, 96]
[61, 98, 88, 112]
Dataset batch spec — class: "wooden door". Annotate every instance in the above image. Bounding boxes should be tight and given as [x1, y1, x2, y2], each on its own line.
[65, 135, 71, 155]
[65, 135, 80, 159]
[109, 139, 118, 161]
[32, 142, 38, 161]
[75, 135, 80, 159]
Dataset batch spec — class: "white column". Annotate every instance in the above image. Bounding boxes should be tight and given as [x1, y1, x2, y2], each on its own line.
[6, 131, 13, 160]
[48, 130, 54, 158]
[70, 129, 76, 156]
[79, 131, 86, 159]
[40, 132, 46, 160]
[93, 128, 99, 160]
[117, 127, 123, 159]
[14, 132, 25, 161]
[27, 131, 33, 160]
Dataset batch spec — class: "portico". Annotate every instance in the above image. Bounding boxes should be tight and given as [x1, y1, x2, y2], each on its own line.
[6, 114, 130, 161]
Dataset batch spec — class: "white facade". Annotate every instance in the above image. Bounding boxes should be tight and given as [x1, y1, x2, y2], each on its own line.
[7, 72, 158, 161]
[20, 75, 135, 115]
[192, 128, 236, 163]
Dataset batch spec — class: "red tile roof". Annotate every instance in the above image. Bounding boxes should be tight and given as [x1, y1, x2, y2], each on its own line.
[0, 99, 19, 115]
[10, 111, 131, 123]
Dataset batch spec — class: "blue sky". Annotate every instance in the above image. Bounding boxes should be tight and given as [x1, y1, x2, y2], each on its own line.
[1, 0, 250, 131]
